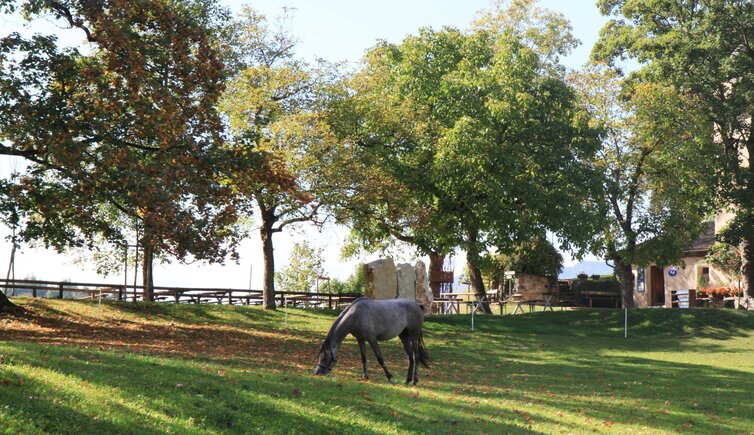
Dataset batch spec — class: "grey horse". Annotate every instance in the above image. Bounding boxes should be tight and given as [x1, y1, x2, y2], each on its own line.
[314, 297, 430, 385]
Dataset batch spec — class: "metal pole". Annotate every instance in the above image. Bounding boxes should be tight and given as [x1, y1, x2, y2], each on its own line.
[471, 305, 475, 331]
[123, 243, 128, 302]
[624, 308, 628, 338]
[248, 265, 252, 291]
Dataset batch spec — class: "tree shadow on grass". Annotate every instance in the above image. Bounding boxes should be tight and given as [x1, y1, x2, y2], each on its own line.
[3, 305, 754, 433]
[3, 330, 753, 434]
[427, 308, 754, 351]
[1, 342, 533, 434]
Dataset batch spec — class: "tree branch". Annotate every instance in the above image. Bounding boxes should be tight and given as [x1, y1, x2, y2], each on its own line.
[271, 203, 320, 232]
[50, 1, 97, 42]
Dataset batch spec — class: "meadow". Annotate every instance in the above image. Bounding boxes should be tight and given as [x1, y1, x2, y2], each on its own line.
[1, 299, 753, 434]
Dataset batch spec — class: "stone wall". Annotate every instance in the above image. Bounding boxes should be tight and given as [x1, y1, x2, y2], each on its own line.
[364, 258, 398, 300]
[415, 260, 433, 317]
[396, 263, 417, 300]
[516, 273, 553, 300]
[363, 258, 434, 317]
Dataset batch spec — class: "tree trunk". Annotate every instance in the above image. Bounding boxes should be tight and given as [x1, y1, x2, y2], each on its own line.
[261, 228, 276, 310]
[616, 261, 635, 308]
[142, 242, 155, 302]
[428, 252, 444, 299]
[465, 228, 492, 314]
[742, 234, 754, 300]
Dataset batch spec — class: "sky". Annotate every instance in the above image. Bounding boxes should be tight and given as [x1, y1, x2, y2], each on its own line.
[0, 0, 610, 290]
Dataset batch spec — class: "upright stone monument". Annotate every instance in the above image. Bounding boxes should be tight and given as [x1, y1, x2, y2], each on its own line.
[396, 263, 417, 300]
[414, 260, 433, 317]
[364, 258, 398, 300]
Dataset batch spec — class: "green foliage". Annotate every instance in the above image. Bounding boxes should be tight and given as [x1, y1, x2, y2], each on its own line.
[221, 7, 337, 229]
[705, 242, 743, 280]
[329, 265, 365, 295]
[274, 241, 324, 293]
[327, 1, 602, 294]
[496, 238, 564, 279]
[572, 277, 620, 294]
[593, 0, 754, 293]
[0, 0, 247, 281]
[569, 63, 718, 305]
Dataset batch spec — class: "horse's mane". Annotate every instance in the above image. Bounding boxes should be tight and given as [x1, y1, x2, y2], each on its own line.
[318, 298, 366, 356]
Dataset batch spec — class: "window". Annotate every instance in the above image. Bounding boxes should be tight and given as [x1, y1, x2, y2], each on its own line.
[637, 268, 645, 293]
[697, 266, 710, 288]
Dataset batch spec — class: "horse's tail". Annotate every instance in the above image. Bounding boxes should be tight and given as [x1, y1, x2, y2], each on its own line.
[417, 331, 431, 368]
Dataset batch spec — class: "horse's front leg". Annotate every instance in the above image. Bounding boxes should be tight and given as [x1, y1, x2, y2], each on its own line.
[367, 339, 395, 384]
[399, 332, 414, 385]
[357, 338, 369, 380]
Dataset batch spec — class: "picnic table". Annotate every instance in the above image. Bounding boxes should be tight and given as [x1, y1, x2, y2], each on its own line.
[432, 297, 462, 314]
[184, 290, 228, 304]
[541, 292, 555, 311]
[442, 292, 498, 314]
[510, 293, 555, 314]
[509, 293, 530, 314]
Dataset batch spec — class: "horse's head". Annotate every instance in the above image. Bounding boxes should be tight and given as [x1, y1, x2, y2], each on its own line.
[314, 338, 337, 375]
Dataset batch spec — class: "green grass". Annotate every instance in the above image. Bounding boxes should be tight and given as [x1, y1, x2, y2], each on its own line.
[1, 299, 754, 434]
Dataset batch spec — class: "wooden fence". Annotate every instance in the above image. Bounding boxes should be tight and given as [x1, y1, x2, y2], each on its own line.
[0, 279, 360, 309]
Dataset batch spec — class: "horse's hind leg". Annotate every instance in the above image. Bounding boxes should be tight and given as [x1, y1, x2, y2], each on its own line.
[399, 331, 415, 385]
[357, 338, 369, 380]
[412, 336, 420, 385]
[367, 339, 395, 384]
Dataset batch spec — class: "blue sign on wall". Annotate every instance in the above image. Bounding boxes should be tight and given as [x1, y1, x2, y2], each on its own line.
[668, 267, 678, 277]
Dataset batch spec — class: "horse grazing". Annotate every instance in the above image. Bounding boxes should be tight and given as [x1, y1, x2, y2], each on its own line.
[314, 297, 430, 385]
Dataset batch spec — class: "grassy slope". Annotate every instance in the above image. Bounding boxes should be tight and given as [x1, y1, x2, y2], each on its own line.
[1, 299, 753, 434]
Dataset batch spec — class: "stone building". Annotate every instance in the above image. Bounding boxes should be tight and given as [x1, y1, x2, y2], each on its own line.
[632, 212, 742, 308]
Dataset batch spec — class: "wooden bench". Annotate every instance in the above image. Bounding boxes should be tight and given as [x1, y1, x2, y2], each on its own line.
[581, 290, 620, 308]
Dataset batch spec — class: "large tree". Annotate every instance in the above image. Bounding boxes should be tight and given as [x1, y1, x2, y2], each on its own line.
[0, 0, 257, 301]
[593, 0, 754, 298]
[221, 8, 332, 309]
[328, 0, 601, 312]
[570, 64, 718, 307]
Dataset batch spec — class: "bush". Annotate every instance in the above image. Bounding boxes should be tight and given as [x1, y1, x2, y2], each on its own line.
[498, 238, 563, 279]
[573, 277, 620, 294]
[328, 265, 365, 295]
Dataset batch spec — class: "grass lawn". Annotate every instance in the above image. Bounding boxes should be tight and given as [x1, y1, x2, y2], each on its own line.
[1, 299, 753, 434]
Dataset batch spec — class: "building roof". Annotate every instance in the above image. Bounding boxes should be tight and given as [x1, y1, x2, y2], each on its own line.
[684, 221, 715, 256]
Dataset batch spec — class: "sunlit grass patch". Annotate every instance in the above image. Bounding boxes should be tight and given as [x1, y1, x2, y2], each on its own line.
[1, 300, 753, 434]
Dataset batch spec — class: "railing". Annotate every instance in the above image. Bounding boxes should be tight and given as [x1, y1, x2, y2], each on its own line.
[0, 279, 360, 309]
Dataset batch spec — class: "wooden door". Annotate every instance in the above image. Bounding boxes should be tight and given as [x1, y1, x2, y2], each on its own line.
[650, 266, 665, 306]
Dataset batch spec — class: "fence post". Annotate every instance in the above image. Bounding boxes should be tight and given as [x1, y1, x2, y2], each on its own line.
[118, 286, 124, 302]
[32, 288, 37, 298]
[228, 290, 232, 305]
[328, 292, 332, 309]
[58, 283, 64, 299]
